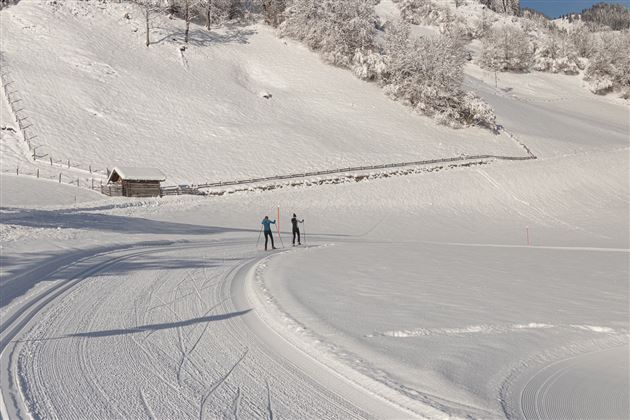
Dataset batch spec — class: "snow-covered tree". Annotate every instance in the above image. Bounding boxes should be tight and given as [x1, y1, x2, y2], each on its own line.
[569, 22, 595, 58]
[581, 2, 630, 31]
[520, 7, 549, 21]
[280, 0, 323, 45]
[533, 28, 580, 74]
[396, 0, 431, 25]
[167, 0, 245, 33]
[133, 0, 165, 47]
[262, 0, 286, 27]
[198, 0, 218, 29]
[180, 0, 198, 43]
[392, 0, 448, 26]
[585, 30, 630, 97]
[280, 0, 378, 67]
[480, 25, 532, 71]
[278, 2, 497, 127]
[352, 49, 387, 81]
[480, 0, 519, 16]
[474, 7, 492, 39]
[227, 0, 244, 19]
[381, 21, 496, 128]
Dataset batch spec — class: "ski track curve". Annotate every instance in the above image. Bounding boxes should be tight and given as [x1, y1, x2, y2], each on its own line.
[0, 239, 412, 419]
[507, 346, 629, 420]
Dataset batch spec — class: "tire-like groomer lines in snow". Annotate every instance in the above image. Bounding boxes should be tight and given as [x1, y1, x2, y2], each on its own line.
[0, 241, 175, 419]
[0, 240, 412, 419]
[0, 241, 194, 419]
[512, 346, 629, 420]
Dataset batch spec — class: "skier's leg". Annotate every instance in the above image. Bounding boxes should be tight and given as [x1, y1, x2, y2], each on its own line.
[297, 228, 301, 245]
[264, 231, 269, 250]
[292, 230, 296, 245]
[270, 231, 276, 249]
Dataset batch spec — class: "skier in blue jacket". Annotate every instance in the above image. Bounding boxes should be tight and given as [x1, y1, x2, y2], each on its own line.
[261, 216, 276, 250]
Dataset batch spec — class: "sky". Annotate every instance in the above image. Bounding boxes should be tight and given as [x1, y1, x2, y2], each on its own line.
[520, 0, 630, 18]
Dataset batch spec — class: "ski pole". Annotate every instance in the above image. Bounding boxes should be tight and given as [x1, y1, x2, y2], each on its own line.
[303, 220, 306, 245]
[277, 228, 285, 248]
[256, 225, 263, 249]
[277, 206, 284, 248]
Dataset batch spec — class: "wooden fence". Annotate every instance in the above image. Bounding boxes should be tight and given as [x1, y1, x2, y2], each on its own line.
[187, 152, 536, 191]
[1, 52, 109, 183]
[2, 47, 537, 198]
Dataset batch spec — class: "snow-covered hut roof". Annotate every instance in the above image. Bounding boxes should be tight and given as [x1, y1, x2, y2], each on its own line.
[107, 167, 166, 183]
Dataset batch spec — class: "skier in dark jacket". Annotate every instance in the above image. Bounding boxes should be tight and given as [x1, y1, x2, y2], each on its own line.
[291, 213, 303, 246]
[261, 216, 276, 250]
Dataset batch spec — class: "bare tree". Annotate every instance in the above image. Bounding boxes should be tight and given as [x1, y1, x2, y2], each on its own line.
[136, 0, 164, 47]
[570, 22, 594, 58]
[228, 0, 244, 20]
[480, 25, 532, 72]
[262, 0, 286, 27]
[199, 0, 215, 29]
[480, 0, 519, 16]
[179, 0, 201, 43]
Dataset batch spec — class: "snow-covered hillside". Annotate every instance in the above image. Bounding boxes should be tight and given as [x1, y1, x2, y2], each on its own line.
[0, 1, 526, 185]
[1, 1, 628, 419]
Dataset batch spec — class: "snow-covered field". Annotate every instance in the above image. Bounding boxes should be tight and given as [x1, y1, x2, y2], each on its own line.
[1, 1, 628, 419]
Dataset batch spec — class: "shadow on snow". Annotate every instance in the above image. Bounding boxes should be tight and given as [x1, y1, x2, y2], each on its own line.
[151, 26, 256, 47]
[0, 238, 249, 311]
[70, 309, 252, 338]
[0, 206, 256, 235]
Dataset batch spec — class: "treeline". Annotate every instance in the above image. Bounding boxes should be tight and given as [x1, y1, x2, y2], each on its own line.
[478, 7, 630, 97]
[480, 0, 519, 16]
[274, 0, 496, 128]
[393, 0, 629, 97]
[125, 0, 496, 128]
[560, 2, 630, 30]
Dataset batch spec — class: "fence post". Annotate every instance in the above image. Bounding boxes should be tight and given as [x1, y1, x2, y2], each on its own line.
[16, 167, 18, 175]
[37, 168, 39, 178]
[91, 178, 94, 190]
[89, 165, 92, 174]
[76, 178, 79, 187]
[67, 160, 70, 168]
[59, 173, 61, 183]
[50, 157, 53, 166]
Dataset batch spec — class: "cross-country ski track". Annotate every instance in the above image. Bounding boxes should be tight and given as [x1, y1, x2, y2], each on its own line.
[509, 346, 628, 420]
[1, 1, 627, 417]
[0, 239, 422, 419]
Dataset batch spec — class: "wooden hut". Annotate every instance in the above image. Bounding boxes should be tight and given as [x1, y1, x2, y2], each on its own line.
[102, 167, 166, 197]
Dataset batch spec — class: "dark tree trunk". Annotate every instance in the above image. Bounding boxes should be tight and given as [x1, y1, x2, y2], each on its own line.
[145, 7, 150, 47]
[184, 0, 190, 44]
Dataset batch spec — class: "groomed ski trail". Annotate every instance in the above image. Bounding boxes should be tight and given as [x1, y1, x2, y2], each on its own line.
[0, 239, 419, 419]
